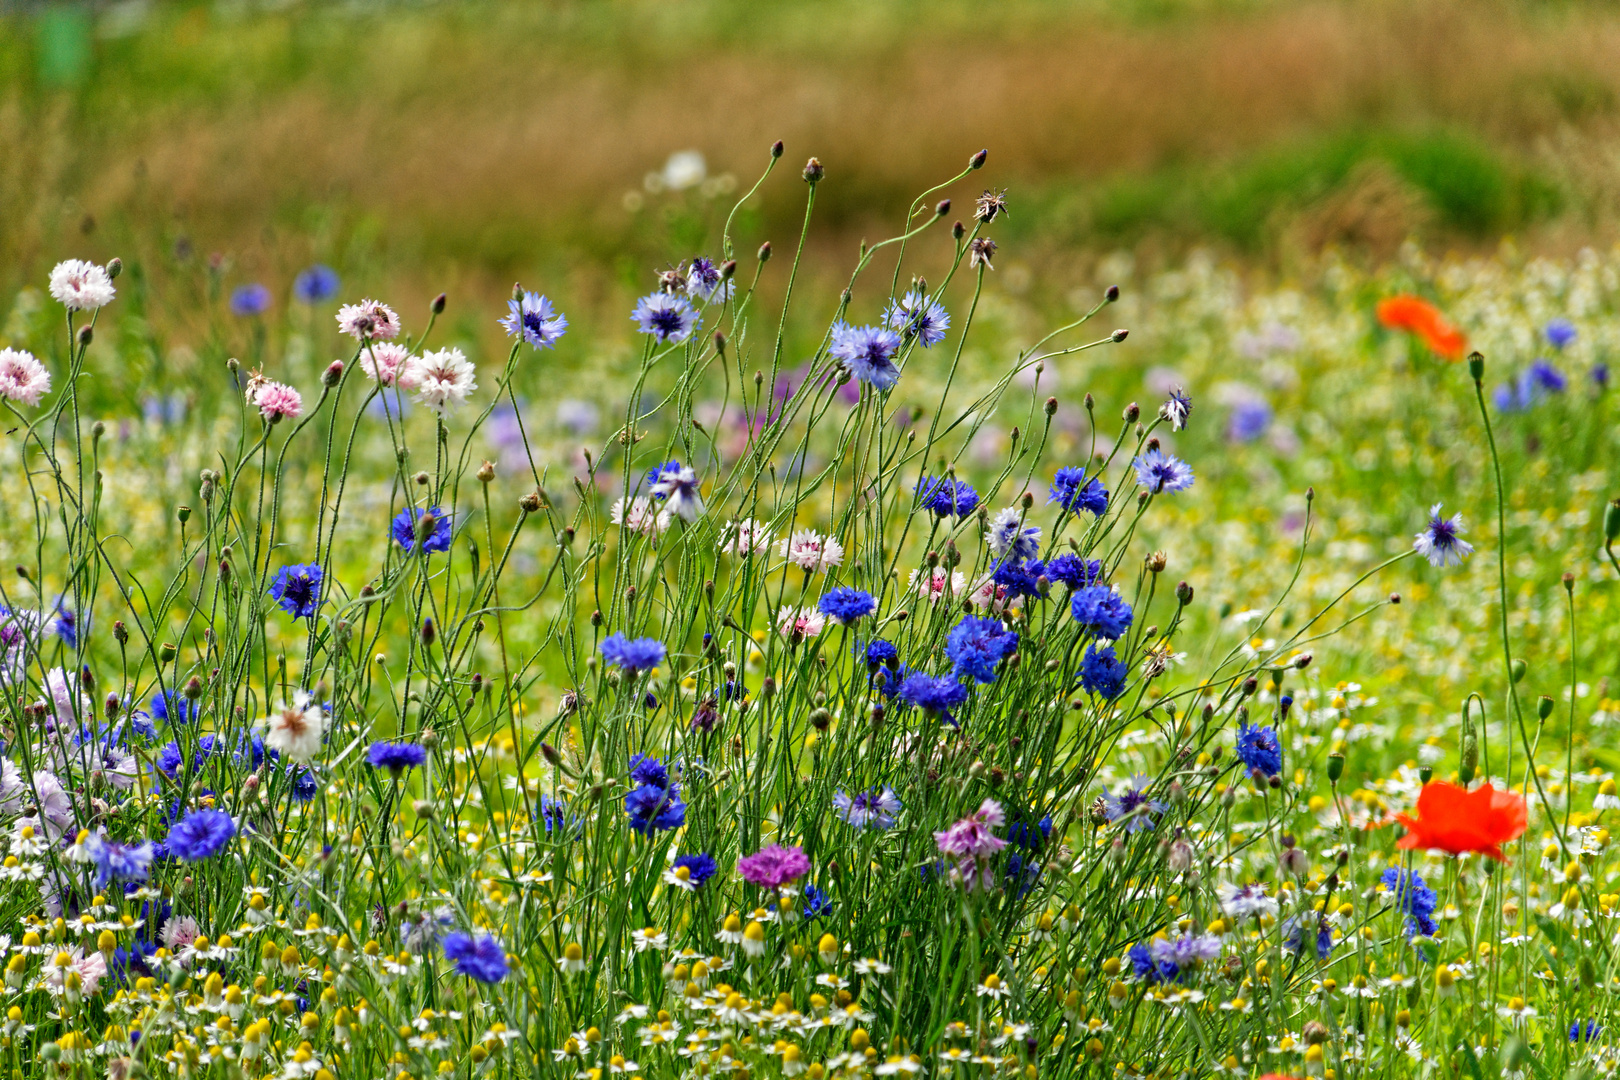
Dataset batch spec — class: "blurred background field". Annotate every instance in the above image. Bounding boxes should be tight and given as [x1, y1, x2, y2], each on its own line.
[2, 0, 1619, 782]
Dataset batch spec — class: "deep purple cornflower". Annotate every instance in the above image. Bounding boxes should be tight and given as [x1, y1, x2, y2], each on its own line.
[1103, 774, 1164, 833]
[944, 615, 1018, 684]
[882, 290, 950, 347]
[832, 787, 902, 829]
[1545, 318, 1577, 349]
[737, 843, 810, 889]
[916, 475, 979, 517]
[1412, 502, 1474, 568]
[442, 932, 509, 983]
[1235, 723, 1282, 777]
[673, 852, 718, 886]
[830, 322, 903, 391]
[1077, 643, 1127, 700]
[818, 587, 876, 624]
[269, 564, 322, 619]
[367, 741, 428, 776]
[86, 833, 155, 887]
[599, 633, 666, 673]
[165, 809, 236, 861]
[1226, 399, 1271, 442]
[1049, 467, 1108, 516]
[500, 292, 568, 349]
[1045, 554, 1102, 589]
[1071, 586, 1133, 640]
[1132, 448, 1195, 494]
[230, 284, 271, 317]
[631, 292, 701, 343]
[391, 506, 452, 554]
[896, 672, 969, 713]
[292, 265, 340, 305]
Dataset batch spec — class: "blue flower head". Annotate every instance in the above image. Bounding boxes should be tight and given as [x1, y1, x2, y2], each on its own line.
[1545, 318, 1576, 349]
[802, 883, 833, 920]
[993, 558, 1045, 599]
[500, 292, 568, 349]
[230, 284, 271, 318]
[1071, 586, 1133, 640]
[625, 782, 685, 833]
[1045, 554, 1102, 590]
[88, 834, 155, 888]
[863, 639, 899, 669]
[915, 476, 978, 518]
[896, 672, 968, 713]
[1283, 916, 1333, 960]
[628, 754, 670, 789]
[1227, 399, 1272, 442]
[391, 506, 452, 555]
[1132, 448, 1195, 494]
[1380, 868, 1438, 939]
[883, 290, 950, 348]
[269, 564, 323, 620]
[631, 292, 700, 343]
[1077, 643, 1128, 700]
[944, 615, 1018, 684]
[165, 809, 235, 861]
[673, 852, 717, 887]
[1235, 723, 1282, 777]
[819, 587, 876, 624]
[367, 741, 428, 776]
[1049, 467, 1108, 516]
[292, 265, 340, 305]
[149, 689, 194, 728]
[442, 932, 509, 983]
[599, 633, 666, 673]
[830, 322, 903, 391]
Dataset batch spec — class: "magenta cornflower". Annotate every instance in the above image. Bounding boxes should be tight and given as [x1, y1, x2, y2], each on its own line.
[737, 843, 810, 889]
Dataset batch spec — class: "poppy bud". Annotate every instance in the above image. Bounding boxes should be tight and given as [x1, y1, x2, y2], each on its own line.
[1510, 659, 1527, 684]
[1537, 695, 1555, 721]
[1605, 498, 1620, 541]
[1467, 351, 1485, 382]
[1327, 753, 1345, 784]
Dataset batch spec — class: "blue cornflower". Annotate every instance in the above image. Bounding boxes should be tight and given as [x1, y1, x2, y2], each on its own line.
[165, 809, 236, 861]
[1546, 318, 1577, 349]
[625, 782, 685, 833]
[819, 587, 876, 624]
[628, 754, 670, 789]
[500, 292, 568, 349]
[1077, 643, 1128, 700]
[992, 558, 1045, 599]
[288, 767, 318, 802]
[292, 265, 340, 305]
[1071, 586, 1133, 640]
[86, 833, 155, 887]
[896, 672, 968, 713]
[830, 322, 903, 391]
[986, 508, 1040, 562]
[1049, 467, 1108, 516]
[1045, 554, 1102, 589]
[1160, 386, 1192, 430]
[149, 689, 194, 727]
[538, 795, 569, 833]
[1006, 813, 1052, 850]
[1235, 723, 1282, 777]
[442, 932, 509, 983]
[1380, 867, 1438, 938]
[1127, 942, 1178, 984]
[1282, 916, 1333, 960]
[269, 564, 323, 619]
[1571, 1020, 1602, 1043]
[631, 292, 700, 343]
[1131, 448, 1195, 494]
[1104, 774, 1164, 833]
[230, 284, 271, 317]
[1528, 357, 1567, 393]
[1279, 694, 1294, 720]
[863, 639, 899, 668]
[944, 615, 1018, 684]
[882, 290, 950, 347]
[1412, 503, 1475, 568]
[1226, 399, 1271, 442]
[157, 735, 222, 778]
[686, 258, 729, 302]
[802, 883, 833, 919]
[391, 506, 452, 554]
[1004, 852, 1041, 899]
[915, 475, 979, 517]
[599, 633, 666, 673]
[832, 787, 902, 829]
[1593, 363, 1609, 388]
[672, 852, 717, 887]
[51, 602, 79, 648]
[367, 741, 428, 776]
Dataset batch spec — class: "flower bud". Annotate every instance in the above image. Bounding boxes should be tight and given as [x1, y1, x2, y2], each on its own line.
[1510, 658, 1527, 684]
[420, 619, 435, 646]
[160, 642, 177, 664]
[432, 292, 447, 315]
[1123, 402, 1139, 423]
[477, 459, 495, 483]
[770, 139, 784, 159]
[1327, 752, 1345, 784]
[323, 360, 344, 387]
[519, 491, 542, 513]
[758, 241, 772, 263]
[77, 325, 93, 348]
[969, 148, 988, 169]
[1537, 695, 1555, 721]
[935, 199, 951, 217]
[1293, 652, 1313, 670]
[951, 220, 965, 240]
[1467, 351, 1485, 382]
[1105, 284, 1120, 302]
[802, 157, 824, 183]
[1605, 497, 1620, 541]
[1111, 328, 1129, 343]
[107, 257, 123, 279]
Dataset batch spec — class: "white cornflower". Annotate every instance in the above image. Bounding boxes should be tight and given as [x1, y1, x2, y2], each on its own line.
[985, 507, 1039, 561]
[48, 260, 115, 311]
[777, 529, 844, 573]
[720, 519, 773, 556]
[776, 606, 826, 641]
[263, 691, 327, 763]
[0, 349, 51, 407]
[611, 497, 669, 535]
[401, 348, 477, 414]
[336, 299, 401, 341]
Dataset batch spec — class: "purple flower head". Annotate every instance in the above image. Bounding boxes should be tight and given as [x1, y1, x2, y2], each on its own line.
[687, 258, 730, 302]
[944, 615, 1018, 684]
[391, 506, 452, 554]
[864, 639, 899, 668]
[292, 265, 340, 305]
[1071, 586, 1133, 640]
[1412, 502, 1474, 568]
[1528, 358, 1567, 393]
[1283, 916, 1334, 960]
[628, 754, 670, 789]
[882, 290, 950, 347]
[1235, 723, 1282, 777]
[818, 587, 876, 624]
[916, 476, 978, 517]
[367, 741, 428, 775]
[737, 843, 810, 889]
[631, 292, 700, 343]
[86, 833, 155, 888]
[896, 672, 968, 713]
[1049, 467, 1108, 516]
[1545, 318, 1576, 349]
[500, 292, 568, 349]
[832, 787, 902, 830]
[269, 564, 323, 620]
[165, 809, 236, 861]
[1103, 774, 1164, 833]
[230, 283, 271, 317]
[600, 633, 666, 673]
[1077, 642, 1127, 700]
[442, 932, 509, 983]
[992, 558, 1045, 599]
[1131, 448, 1195, 494]
[1046, 554, 1102, 590]
[932, 799, 1006, 889]
[830, 322, 903, 391]
[624, 782, 685, 833]
[1160, 387, 1192, 431]
[1149, 934, 1222, 970]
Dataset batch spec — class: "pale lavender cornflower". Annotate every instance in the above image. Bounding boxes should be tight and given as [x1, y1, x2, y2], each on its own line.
[1159, 387, 1192, 431]
[985, 508, 1040, 561]
[883, 291, 950, 348]
[1131, 448, 1195, 494]
[833, 787, 902, 830]
[632, 292, 701, 344]
[1218, 882, 1279, 920]
[687, 258, 732, 303]
[829, 323, 903, 391]
[500, 292, 568, 349]
[649, 464, 705, 522]
[1148, 934, 1222, 970]
[1412, 503, 1474, 568]
[400, 348, 477, 414]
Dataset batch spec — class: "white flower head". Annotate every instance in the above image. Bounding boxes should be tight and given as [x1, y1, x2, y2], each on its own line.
[777, 529, 844, 573]
[719, 519, 773, 556]
[48, 260, 115, 312]
[401, 348, 477, 414]
[263, 690, 327, 763]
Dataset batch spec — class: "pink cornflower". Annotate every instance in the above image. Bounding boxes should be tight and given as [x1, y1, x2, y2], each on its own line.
[933, 799, 1007, 890]
[908, 567, 967, 604]
[251, 380, 304, 423]
[737, 843, 810, 889]
[0, 349, 51, 407]
[336, 299, 401, 341]
[777, 529, 844, 573]
[359, 342, 411, 387]
[720, 519, 773, 556]
[776, 605, 826, 641]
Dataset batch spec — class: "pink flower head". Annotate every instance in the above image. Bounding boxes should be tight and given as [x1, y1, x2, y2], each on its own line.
[775, 605, 826, 641]
[0, 349, 50, 407]
[337, 299, 401, 341]
[933, 799, 1007, 889]
[359, 342, 411, 387]
[251, 380, 304, 423]
[737, 843, 810, 889]
[777, 529, 844, 573]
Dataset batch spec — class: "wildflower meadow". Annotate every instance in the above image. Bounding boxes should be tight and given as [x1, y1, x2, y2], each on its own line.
[0, 139, 1618, 1080]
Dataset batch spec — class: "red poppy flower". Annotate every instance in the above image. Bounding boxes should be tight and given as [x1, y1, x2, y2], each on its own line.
[1376, 295, 1468, 360]
[1396, 781, 1528, 861]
